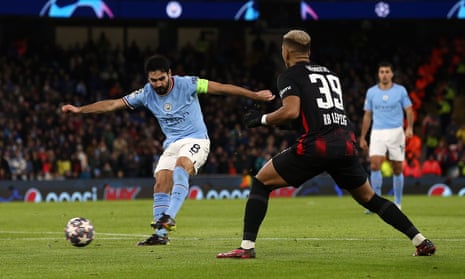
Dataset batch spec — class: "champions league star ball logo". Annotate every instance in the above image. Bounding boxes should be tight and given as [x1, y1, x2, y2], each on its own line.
[40, 0, 114, 18]
[374, 1, 390, 18]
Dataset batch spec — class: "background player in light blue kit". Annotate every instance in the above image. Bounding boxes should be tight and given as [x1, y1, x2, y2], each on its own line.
[360, 62, 414, 211]
[62, 54, 274, 245]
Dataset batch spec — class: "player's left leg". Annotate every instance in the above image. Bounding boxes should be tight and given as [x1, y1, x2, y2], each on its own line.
[162, 161, 191, 230]
[164, 139, 209, 222]
[350, 181, 435, 256]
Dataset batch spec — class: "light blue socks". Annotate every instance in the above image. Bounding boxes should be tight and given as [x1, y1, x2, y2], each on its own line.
[370, 170, 383, 196]
[153, 166, 189, 237]
[393, 174, 404, 206]
[153, 193, 170, 236]
[165, 166, 189, 218]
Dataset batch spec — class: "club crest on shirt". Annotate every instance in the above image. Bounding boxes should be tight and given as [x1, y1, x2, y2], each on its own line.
[164, 103, 172, 112]
[382, 94, 389, 101]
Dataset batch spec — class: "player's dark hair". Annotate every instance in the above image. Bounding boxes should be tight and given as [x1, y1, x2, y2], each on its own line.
[378, 61, 393, 71]
[144, 55, 171, 74]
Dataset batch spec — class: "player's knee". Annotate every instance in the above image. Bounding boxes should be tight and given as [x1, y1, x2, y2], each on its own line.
[391, 162, 403, 174]
[154, 182, 170, 193]
[370, 162, 381, 170]
[154, 170, 173, 193]
[250, 177, 272, 199]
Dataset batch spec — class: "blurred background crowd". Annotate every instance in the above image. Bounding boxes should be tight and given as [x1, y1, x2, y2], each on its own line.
[1, 19, 465, 181]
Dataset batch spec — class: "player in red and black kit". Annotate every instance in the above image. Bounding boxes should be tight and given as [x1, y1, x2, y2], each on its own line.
[216, 29, 436, 259]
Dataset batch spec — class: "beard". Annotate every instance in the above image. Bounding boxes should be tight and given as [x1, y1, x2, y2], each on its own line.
[155, 84, 169, 95]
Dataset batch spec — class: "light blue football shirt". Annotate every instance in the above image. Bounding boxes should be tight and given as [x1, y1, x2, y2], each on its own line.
[123, 75, 209, 148]
[363, 83, 412, 130]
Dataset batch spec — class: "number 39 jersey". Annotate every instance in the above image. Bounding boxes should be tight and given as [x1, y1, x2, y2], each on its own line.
[277, 61, 357, 157]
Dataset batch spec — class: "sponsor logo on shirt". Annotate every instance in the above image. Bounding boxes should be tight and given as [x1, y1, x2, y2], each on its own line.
[279, 85, 291, 98]
[160, 112, 190, 126]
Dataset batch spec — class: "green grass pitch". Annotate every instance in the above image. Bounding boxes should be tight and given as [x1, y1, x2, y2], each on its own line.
[1, 196, 464, 279]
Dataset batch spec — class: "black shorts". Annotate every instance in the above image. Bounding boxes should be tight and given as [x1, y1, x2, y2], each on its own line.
[272, 146, 368, 190]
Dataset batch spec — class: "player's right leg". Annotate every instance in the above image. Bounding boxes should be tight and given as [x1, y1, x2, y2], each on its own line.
[217, 148, 313, 259]
[216, 176, 271, 259]
[138, 168, 173, 246]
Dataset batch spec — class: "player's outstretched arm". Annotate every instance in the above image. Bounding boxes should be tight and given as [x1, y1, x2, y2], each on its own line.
[61, 99, 126, 114]
[206, 80, 275, 102]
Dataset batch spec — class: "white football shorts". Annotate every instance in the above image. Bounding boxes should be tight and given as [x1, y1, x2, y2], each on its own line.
[369, 127, 405, 161]
[154, 138, 210, 176]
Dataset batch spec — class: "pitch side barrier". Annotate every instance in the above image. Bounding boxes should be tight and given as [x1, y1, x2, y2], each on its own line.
[1, 175, 464, 203]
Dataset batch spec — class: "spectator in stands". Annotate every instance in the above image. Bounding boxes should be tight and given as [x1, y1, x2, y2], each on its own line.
[455, 123, 465, 144]
[0, 150, 12, 180]
[421, 154, 442, 176]
[421, 111, 440, 137]
[239, 169, 252, 189]
[8, 149, 27, 181]
[56, 151, 72, 179]
[437, 95, 452, 134]
[403, 151, 422, 178]
[445, 120, 459, 146]
[434, 138, 450, 174]
[445, 143, 461, 177]
[454, 55, 465, 95]
[405, 126, 422, 161]
[457, 152, 465, 177]
[424, 128, 440, 158]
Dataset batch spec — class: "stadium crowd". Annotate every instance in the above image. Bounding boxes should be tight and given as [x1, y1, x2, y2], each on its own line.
[1, 22, 465, 181]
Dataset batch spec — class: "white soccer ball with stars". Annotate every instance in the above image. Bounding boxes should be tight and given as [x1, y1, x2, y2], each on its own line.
[64, 217, 95, 247]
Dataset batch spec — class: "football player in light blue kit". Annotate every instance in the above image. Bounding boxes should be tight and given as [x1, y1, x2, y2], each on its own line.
[62, 54, 274, 245]
[360, 62, 414, 211]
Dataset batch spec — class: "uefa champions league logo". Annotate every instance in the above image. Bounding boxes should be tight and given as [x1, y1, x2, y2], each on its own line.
[234, 0, 259, 21]
[448, 0, 465, 18]
[166, 0, 258, 20]
[39, 0, 114, 18]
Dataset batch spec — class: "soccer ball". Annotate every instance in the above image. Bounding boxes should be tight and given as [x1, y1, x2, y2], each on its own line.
[64, 217, 95, 247]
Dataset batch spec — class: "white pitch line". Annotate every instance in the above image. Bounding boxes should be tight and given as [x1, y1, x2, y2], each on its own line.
[1, 238, 465, 242]
[0, 231, 464, 242]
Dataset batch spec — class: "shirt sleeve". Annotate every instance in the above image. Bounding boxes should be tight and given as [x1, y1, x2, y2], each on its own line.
[277, 72, 298, 99]
[123, 88, 145, 110]
[401, 86, 412, 108]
